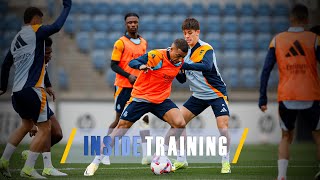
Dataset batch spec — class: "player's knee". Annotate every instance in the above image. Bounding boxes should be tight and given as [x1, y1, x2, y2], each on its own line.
[282, 131, 294, 143]
[173, 120, 186, 128]
[52, 130, 63, 144]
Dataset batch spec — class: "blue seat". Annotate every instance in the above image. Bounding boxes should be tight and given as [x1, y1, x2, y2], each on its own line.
[256, 33, 272, 50]
[147, 39, 157, 51]
[239, 33, 256, 51]
[94, 2, 110, 15]
[70, 2, 81, 14]
[93, 32, 108, 50]
[155, 32, 171, 48]
[240, 51, 256, 68]
[109, 15, 124, 32]
[156, 3, 174, 16]
[130, 4, 143, 15]
[107, 32, 123, 46]
[223, 3, 238, 16]
[5, 14, 21, 30]
[172, 15, 186, 32]
[239, 16, 255, 33]
[222, 50, 240, 68]
[172, 3, 189, 16]
[206, 33, 222, 50]
[76, 32, 91, 53]
[256, 51, 268, 67]
[240, 68, 257, 88]
[205, 16, 221, 33]
[222, 67, 239, 88]
[78, 15, 93, 32]
[222, 17, 239, 33]
[272, 17, 289, 33]
[64, 15, 76, 34]
[105, 68, 116, 87]
[240, 3, 255, 16]
[190, 2, 207, 16]
[142, 3, 159, 15]
[3, 31, 17, 48]
[157, 15, 174, 32]
[58, 68, 69, 90]
[273, 3, 289, 17]
[222, 33, 239, 51]
[257, 3, 271, 16]
[207, 3, 221, 16]
[255, 16, 272, 33]
[140, 32, 154, 42]
[111, 3, 128, 15]
[91, 50, 107, 72]
[141, 17, 158, 32]
[93, 15, 109, 32]
[80, 2, 95, 15]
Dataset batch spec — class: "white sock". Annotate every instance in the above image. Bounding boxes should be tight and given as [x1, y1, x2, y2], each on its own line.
[42, 152, 53, 168]
[277, 159, 288, 179]
[24, 151, 40, 169]
[1, 143, 16, 161]
[164, 144, 169, 156]
[177, 149, 186, 162]
[142, 142, 147, 157]
[222, 151, 230, 163]
[92, 155, 104, 165]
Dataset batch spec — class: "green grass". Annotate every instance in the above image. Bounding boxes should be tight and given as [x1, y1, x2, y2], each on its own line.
[0, 143, 317, 179]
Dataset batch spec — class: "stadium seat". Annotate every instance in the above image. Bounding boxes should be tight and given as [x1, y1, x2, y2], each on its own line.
[78, 15, 93, 32]
[5, 14, 21, 30]
[140, 15, 157, 32]
[222, 50, 240, 68]
[222, 33, 239, 51]
[105, 68, 116, 87]
[255, 16, 272, 33]
[222, 16, 239, 33]
[257, 3, 271, 16]
[222, 67, 239, 88]
[156, 3, 174, 16]
[272, 17, 289, 33]
[172, 3, 189, 16]
[58, 68, 69, 90]
[273, 2, 289, 17]
[70, 2, 81, 14]
[205, 33, 222, 51]
[141, 32, 154, 42]
[3, 31, 17, 48]
[239, 33, 256, 51]
[109, 15, 124, 32]
[256, 51, 268, 67]
[239, 50, 256, 68]
[256, 33, 272, 51]
[91, 50, 107, 72]
[93, 32, 108, 50]
[157, 15, 174, 32]
[240, 3, 255, 16]
[76, 32, 91, 53]
[142, 3, 159, 15]
[207, 2, 221, 16]
[80, 2, 95, 15]
[111, 3, 128, 15]
[147, 39, 157, 51]
[205, 16, 221, 33]
[155, 32, 171, 48]
[107, 32, 123, 46]
[93, 2, 110, 15]
[130, 4, 143, 16]
[223, 3, 238, 16]
[190, 2, 207, 16]
[172, 15, 187, 32]
[64, 15, 76, 34]
[93, 15, 109, 32]
[239, 16, 255, 33]
[240, 68, 257, 88]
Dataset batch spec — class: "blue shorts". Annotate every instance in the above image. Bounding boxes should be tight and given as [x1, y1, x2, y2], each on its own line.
[12, 87, 53, 123]
[120, 99, 178, 122]
[279, 101, 320, 131]
[183, 96, 230, 117]
[114, 86, 133, 113]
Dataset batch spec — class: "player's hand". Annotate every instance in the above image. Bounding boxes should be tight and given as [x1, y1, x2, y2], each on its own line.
[29, 125, 38, 137]
[46, 87, 56, 102]
[139, 65, 152, 73]
[63, 0, 72, 7]
[128, 75, 137, 85]
[260, 105, 268, 112]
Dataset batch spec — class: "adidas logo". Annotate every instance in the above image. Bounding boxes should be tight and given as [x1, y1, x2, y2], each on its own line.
[285, 40, 305, 57]
[220, 107, 227, 113]
[13, 35, 27, 51]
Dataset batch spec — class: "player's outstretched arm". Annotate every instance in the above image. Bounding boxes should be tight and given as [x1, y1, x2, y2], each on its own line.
[129, 53, 149, 69]
[0, 51, 14, 95]
[37, 0, 72, 39]
[182, 50, 213, 72]
[176, 69, 186, 83]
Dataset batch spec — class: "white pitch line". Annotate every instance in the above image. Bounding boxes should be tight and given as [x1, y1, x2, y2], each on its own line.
[9, 165, 316, 172]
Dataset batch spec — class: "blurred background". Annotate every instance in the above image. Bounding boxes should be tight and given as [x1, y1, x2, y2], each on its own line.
[0, 0, 319, 144]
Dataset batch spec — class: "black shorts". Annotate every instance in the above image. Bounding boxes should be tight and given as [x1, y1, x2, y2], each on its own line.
[114, 86, 133, 113]
[279, 101, 320, 131]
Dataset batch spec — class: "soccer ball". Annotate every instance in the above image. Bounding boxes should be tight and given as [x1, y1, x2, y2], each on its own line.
[150, 156, 172, 175]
